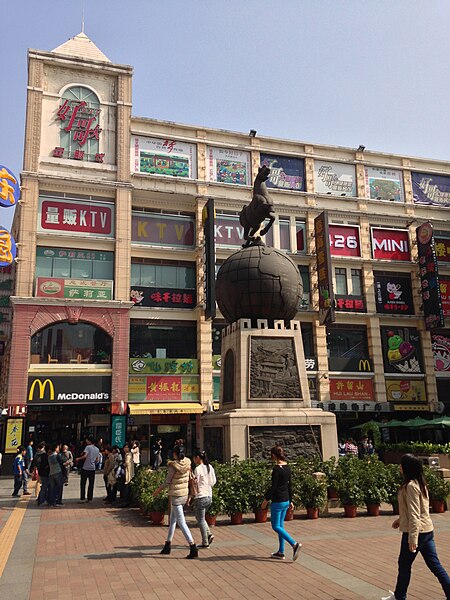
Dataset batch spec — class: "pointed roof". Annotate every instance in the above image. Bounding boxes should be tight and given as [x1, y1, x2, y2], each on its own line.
[52, 32, 111, 63]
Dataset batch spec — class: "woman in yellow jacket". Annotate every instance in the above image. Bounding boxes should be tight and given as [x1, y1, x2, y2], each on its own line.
[382, 454, 450, 600]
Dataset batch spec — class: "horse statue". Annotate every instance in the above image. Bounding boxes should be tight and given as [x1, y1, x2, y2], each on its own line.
[239, 166, 276, 247]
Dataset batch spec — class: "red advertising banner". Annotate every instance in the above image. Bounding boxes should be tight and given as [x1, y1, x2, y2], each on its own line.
[440, 279, 450, 316]
[39, 198, 113, 236]
[371, 228, 410, 261]
[330, 378, 374, 401]
[435, 238, 450, 263]
[329, 224, 361, 257]
[146, 376, 182, 401]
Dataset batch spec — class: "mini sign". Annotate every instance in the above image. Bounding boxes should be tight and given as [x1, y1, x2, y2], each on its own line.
[371, 228, 410, 261]
[130, 286, 195, 309]
[5, 418, 23, 453]
[0, 165, 20, 208]
[329, 224, 361, 257]
[111, 415, 127, 448]
[416, 222, 444, 330]
[374, 274, 414, 315]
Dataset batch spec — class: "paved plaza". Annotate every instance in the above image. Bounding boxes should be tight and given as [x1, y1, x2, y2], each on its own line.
[0, 475, 450, 600]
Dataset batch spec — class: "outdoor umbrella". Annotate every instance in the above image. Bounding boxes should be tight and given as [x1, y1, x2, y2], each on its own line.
[396, 416, 432, 428]
[417, 416, 450, 428]
[351, 420, 384, 430]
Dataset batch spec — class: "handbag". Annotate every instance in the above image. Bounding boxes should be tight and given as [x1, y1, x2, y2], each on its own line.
[188, 471, 199, 497]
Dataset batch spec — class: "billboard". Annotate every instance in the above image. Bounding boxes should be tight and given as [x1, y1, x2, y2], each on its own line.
[129, 358, 199, 375]
[207, 147, 251, 185]
[214, 213, 274, 247]
[131, 135, 197, 178]
[329, 224, 361, 257]
[385, 379, 426, 403]
[5, 419, 23, 453]
[260, 154, 305, 191]
[364, 166, 404, 202]
[131, 212, 195, 248]
[374, 274, 414, 315]
[412, 172, 450, 207]
[36, 277, 113, 300]
[314, 161, 356, 196]
[440, 279, 450, 316]
[38, 197, 114, 238]
[130, 286, 195, 308]
[416, 222, 444, 330]
[371, 228, 410, 261]
[381, 327, 423, 374]
[432, 333, 450, 372]
[314, 212, 335, 325]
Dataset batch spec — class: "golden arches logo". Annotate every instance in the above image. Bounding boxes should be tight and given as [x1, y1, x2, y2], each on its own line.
[358, 359, 371, 372]
[28, 378, 55, 401]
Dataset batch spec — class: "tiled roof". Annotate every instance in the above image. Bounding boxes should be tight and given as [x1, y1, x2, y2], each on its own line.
[51, 32, 111, 63]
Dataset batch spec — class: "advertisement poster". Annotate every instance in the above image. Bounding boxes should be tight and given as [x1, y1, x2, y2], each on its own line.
[386, 379, 426, 403]
[130, 286, 195, 308]
[5, 419, 23, 453]
[36, 277, 113, 300]
[440, 279, 450, 316]
[435, 237, 450, 263]
[314, 161, 356, 196]
[364, 166, 404, 202]
[371, 228, 410, 261]
[330, 379, 374, 401]
[412, 172, 450, 207]
[374, 274, 414, 315]
[128, 375, 199, 402]
[416, 222, 444, 330]
[214, 213, 274, 247]
[129, 358, 198, 375]
[432, 334, 450, 372]
[131, 135, 197, 178]
[38, 197, 114, 238]
[260, 154, 305, 191]
[314, 212, 335, 325]
[381, 327, 423, 374]
[131, 212, 195, 248]
[329, 224, 361, 257]
[207, 147, 251, 185]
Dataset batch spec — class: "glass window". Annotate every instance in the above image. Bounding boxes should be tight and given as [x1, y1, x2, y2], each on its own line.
[301, 322, 314, 358]
[53, 258, 71, 278]
[326, 325, 369, 371]
[140, 264, 156, 287]
[351, 269, 362, 296]
[131, 262, 195, 290]
[130, 321, 197, 359]
[157, 265, 177, 288]
[298, 266, 310, 310]
[279, 218, 291, 251]
[93, 260, 113, 279]
[59, 86, 100, 161]
[335, 268, 348, 295]
[36, 256, 52, 277]
[36, 248, 113, 280]
[130, 264, 141, 286]
[71, 259, 92, 279]
[296, 221, 306, 253]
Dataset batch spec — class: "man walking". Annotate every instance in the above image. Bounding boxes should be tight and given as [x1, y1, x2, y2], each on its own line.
[75, 435, 99, 503]
[12, 446, 28, 497]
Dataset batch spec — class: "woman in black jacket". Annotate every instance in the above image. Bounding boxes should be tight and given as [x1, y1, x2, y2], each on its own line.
[261, 446, 302, 561]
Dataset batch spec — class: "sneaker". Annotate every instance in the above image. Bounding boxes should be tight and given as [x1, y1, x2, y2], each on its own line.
[270, 551, 285, 560]
[207, 534, 214, 546]
[381, 593, 396, 600]
[200, 543, 209, 548]
[292, 542, 302, 562]
[78, 499, 88, 504]
[22, 492, 31, 496]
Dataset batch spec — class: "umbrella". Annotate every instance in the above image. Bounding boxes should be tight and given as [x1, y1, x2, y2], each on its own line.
[380, 419, 405, 428]
[396, 416, 432, 428]
[351, 420, 384, 430]
[417, 416, 450, 428]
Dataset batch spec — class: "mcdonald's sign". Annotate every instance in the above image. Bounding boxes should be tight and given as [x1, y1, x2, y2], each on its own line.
[358, 359, 372, 372]
[28, 378, 55, 402]
[27, 375, 111, 404]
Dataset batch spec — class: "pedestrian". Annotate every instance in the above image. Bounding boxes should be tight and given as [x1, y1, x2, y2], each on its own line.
[36, 444, 50, 506]
[382, 454, 450, 600]
[119, 442, 135, 507]
[153, 444, 198, 559]
[260, 445, 301, 561]
[24, 439, 33, 492]
[151, 437, 162, 470]
[48, 442, 65, 507]
[12, 446, 28, 497]
[192, 449, 216, 548]
[60, 444, 73, 486]
[131, 441, 140, 468]
[75, 435, 100, 503]
[96, 438, 104, 471]
[102, 446, 116, 503]
[344, 437, 358, 456]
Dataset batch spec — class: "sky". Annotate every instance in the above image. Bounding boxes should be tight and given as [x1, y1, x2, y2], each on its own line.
[2, 0, 450, 229]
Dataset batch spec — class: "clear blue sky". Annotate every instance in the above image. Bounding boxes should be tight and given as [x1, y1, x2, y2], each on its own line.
[2, 0, 450, 228]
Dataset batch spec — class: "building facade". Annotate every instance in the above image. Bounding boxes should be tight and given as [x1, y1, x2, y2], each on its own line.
[2, 33, 450, 459]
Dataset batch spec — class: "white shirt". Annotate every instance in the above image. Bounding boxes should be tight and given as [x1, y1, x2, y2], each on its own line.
[194, 463, 216, 498]
[83, 445, 99, 471]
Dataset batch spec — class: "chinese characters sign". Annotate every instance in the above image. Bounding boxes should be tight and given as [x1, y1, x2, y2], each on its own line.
[314, 212, 335, 325]
[36, 247, 113, 262]
[381, 327, 423, 374]
[207, 147, 251, 185]
[364, 166, 404, 202]
[330, 379, 374, 402]
[374, 274, 414, 315]
[412, 172, 450, 208]
[440, 279, 450, 316]
[314, 161, 356, 196]
[329, 224, 361, 257]
[435, 238, 450, 263]
[55, 97, 103, 162]
[111, 415, 127, 448]
[260, 154, 305, 191]
[334, 295, 365, 312]
[131, 212, 195, 248]
[129, 358, 199, 375]
[0, 165, 20, 207]
[38, 198, 114, 237]
[36, 277, 113, 300]
[130, 286, 195, 308]
[0, 227, 17, 267]
[131, 135, 197, 178]
[416, 222, 444, 330]
[432, 334, 450, 372]
[371, 228, 410, 261]
[128, 375, 199, 402]
[5, 419, 23, 454]
[386, 379, 426, 403]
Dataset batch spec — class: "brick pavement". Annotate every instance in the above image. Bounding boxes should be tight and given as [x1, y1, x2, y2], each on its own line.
[1, 475, 450, 600]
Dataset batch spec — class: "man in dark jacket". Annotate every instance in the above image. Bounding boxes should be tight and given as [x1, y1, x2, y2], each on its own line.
[35, 443, 50, 506]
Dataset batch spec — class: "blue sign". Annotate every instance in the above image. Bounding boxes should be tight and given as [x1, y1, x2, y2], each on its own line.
[260, 154, 305, 191]
[412, 172, 450, 208]
[0, 227, 16, 267]
[0, 165, 20, 208]
[111, 415, 127, 448]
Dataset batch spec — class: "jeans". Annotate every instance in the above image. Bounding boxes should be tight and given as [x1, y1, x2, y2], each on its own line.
[194, 496, 212, 544]
[167, 495, 194, 545]
[270, 501, 296, 554]
[80, 469, 95, 501]
[37, 476, 49, 505]
[13, 475, 23, 496]
[48, 472, 64, 506]
[22, 470, 28, 493]
[395, 531, 450, 600]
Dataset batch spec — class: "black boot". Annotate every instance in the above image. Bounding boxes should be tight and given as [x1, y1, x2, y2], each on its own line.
[186, 543, 198, 559]
[160, 541, 171, 555]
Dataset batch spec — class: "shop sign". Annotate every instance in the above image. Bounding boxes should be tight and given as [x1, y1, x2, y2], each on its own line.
[314, 212, 335, 325]
[328, 356, 373, 373]
[130, 286, 195, 308]
[412, 172, 450, 208]
[394, 404, 429, 411]
[260, 154, 305, 191]
[435, 238, 450, 262]
[55, 98, 102, 161]
[432, 334, 450, 372]
[440, 279, 450, 316]
[36, 247, 113, 261]
[0, 165, 20, 207]
[386, 379, 426, 403]
[374, 274, 414, 314]
[335, 295, 365, 312]
[305, 357, 317, 370]
[329, 224, 361, 257]
[416, 222, 444, 330]
[131, 212, 195, 248]
[27, 376, 111, 404]
[364, 166, 404, 202]
[0, 227, 17, 267]
[381, 327, 423, 374]
[36, 277, 113, 300]
[128, 375, 199, 402]
[207, 147, 251, 185]
[330, 378, 374, 401]
[5, 418, 23, 453]
[38, 197, 114, 237]
[315, 401, 391, 413]
[111, 415, 127, 448]
[371, 228, 410, 261]
[314, 161, 356, 196]
[131, 135, 197, 178]
[129, 358, 198, 375]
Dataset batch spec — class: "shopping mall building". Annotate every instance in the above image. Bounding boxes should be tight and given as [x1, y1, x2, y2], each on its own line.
[2, 32, 450, 461]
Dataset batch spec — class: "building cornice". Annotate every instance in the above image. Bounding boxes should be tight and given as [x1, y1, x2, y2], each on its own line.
[11, 297, 133, 310]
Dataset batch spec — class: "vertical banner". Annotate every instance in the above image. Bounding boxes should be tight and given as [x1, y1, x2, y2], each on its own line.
[203, 198, 216, 319]
[5, 418, 23, 453]
[315, 211, 335, 325]
[416, 222, 444, 330]
[111, 415, 127, 448]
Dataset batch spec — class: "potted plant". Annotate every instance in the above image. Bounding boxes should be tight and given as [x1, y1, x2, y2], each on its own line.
[205, 487, 225, 526]
[243, 460, 272, 523]
[221, 457, 250, 524]
[360, 457, 389, 516]
[296, 474, 327, 519]
[321, 457, 339, 500]
[335, 457, 364, 517]
[385, 463, 403, 515]
[426, 468, 450, 513]
[149, 491, 169, 525]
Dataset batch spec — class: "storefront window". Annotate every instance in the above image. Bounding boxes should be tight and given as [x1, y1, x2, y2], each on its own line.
[130, 261, 195, 289]
[296, 220, 306, 253]
[351, 269, 362, 296]
[335, 268, 347, 295]
[130, 320, 196, 359]
[298, 266, 310, 310]
[30, 321, 112, 365]
[279, 218, 291, 251]
[35, 248, 114, 280]
[326, 324, 371, 372]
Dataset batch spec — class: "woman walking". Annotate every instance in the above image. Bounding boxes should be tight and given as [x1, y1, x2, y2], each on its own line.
[261, 446, 301, 561]
[382, 454, 450, 600]
[60, 444, 73, 486]
[192, 450, 216, 548]
[153, 444, 198, 559]
[119, 443, 135, 507]
[48, 443, 64, 507]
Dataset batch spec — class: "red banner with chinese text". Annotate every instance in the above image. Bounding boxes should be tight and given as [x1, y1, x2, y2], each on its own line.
[146, 376, 182, 401]
[330, 378, 374, 401]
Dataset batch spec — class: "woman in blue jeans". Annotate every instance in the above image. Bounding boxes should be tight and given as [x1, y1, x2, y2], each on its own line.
[382, 454, 450, 600]
[261, 445, 301, 561]
[192, 450, 216, 548]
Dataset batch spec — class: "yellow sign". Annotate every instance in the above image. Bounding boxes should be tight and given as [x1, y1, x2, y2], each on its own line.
[358, 359, 371, 371]
[394, 404, 430, 412]
[5, 419, 23, 453]
[28, 378, 55, 402]
[386, 379, 426, 403]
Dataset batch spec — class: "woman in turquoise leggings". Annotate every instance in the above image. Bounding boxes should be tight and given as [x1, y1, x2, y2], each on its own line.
[261, 445, 302, 561]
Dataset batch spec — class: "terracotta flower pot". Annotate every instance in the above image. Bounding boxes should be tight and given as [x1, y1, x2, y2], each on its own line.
[254, 508, 268, 523]
[366, 503, 380, 517]
[327, 486, 339, 500]
[284, 506, 294, 521]
[205, 514, 216, 526]
[306, 507, 319, 520]
[431, 500, 445, 513]
[344, 504, 357, 518]
[230, 512, 243, 525]
[150, 511, 165, 525]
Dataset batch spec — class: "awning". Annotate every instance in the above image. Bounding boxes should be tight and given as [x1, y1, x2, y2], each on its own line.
[129, 403, 204, 415]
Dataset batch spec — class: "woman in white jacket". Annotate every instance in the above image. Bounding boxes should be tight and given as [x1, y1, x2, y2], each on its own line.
[192, 450, 216, 548]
